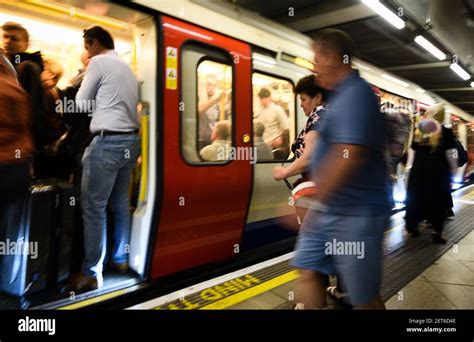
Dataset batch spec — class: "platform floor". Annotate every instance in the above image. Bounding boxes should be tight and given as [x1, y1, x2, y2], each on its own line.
[227, 230, 474, 309]
[228, 187, 474, 310]
[385, 229, 474, 309]
[129, 185, 474, 310]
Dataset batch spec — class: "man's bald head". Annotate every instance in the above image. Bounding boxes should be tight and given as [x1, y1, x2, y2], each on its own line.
[313, 29, 357, 89]
[214, 120, 231, 141]
[312, 28, 357, 64]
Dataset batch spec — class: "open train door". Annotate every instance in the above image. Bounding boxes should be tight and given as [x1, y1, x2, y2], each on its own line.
[150, 16, 253, 278]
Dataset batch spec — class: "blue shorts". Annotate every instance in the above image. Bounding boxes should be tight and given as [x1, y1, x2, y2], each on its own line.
[292, 209, 389, 305]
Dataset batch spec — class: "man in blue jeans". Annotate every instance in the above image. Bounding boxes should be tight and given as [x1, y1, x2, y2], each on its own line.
[71, 26, 140, 291]
[293, 29, 390, 309]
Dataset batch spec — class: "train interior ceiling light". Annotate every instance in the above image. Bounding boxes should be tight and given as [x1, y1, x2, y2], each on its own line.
[1, 0, 129, 30]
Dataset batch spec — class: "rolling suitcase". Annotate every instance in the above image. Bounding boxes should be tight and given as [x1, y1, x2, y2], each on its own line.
[1, 180, 77, 297]
[50, 182, 75, 286]
[1, 184, 56, 297]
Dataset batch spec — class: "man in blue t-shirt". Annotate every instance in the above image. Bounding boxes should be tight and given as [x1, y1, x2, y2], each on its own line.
[292, 29, 390, 309]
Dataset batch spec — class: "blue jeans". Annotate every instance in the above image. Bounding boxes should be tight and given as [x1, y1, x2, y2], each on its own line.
[81, 134, 140, 277]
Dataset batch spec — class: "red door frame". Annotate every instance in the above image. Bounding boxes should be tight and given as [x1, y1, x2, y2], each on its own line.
[150, 16, 253, 278]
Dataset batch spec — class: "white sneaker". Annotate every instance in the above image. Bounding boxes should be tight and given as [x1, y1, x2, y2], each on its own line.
[294, 303, 305, 310]
[327, 286, 346, 299]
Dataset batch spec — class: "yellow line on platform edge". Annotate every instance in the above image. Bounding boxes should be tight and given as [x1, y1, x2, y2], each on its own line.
[199, 270, 300, 310]
[57, 288, 128, 310]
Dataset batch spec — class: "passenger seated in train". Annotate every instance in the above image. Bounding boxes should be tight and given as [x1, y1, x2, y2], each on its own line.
[253, 121, 273, 161]
[254, 88, 288, 149]
[1, 22, 67, 177]
[199, 120, 231, 161]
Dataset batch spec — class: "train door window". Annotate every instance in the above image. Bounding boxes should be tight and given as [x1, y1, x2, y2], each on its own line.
[252, 72, 295, 162]
[181, 44, 233, 164]
[379, 90, 414, 151]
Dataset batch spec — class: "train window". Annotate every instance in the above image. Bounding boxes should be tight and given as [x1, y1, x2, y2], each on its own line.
[379, 90, 414, 151]
[252, 72, 295, 162]
[467, 123, 474, 174]
[181, 44, 233, 164]
[451, 116, 461, 138]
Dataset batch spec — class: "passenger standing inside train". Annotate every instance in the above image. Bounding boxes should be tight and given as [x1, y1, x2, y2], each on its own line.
[61, 51, 92, 273]
[198, 75, 225, 150]
[254, 88, 289, 149]
[405, 103, 457, 244]
[1, 22, 66, 176]
[292, 29, 390, 309]
[41, 58, 63, 92]
[2, 22, 42, 104]
[70, 26, 140, 291]
[61, 51, 92, 191]
[36, 58, 70, 179]
[0, 50, 33, 285]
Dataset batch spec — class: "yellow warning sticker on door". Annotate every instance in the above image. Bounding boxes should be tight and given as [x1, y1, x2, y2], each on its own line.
[166, 47, 178, 90]
[166, 47, 177, 68]
[166, 68, 177, 90]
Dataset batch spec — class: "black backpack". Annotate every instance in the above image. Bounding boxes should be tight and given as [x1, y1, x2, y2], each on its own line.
[455, 139, 468, 167]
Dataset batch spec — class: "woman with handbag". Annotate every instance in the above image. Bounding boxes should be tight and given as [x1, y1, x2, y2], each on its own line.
[272, 75, 348, 308]
[273, 74, 328, 222]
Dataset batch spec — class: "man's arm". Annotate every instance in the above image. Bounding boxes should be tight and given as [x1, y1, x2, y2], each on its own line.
[198, 90, 223, 115]
[313, 143, 369, 203]
[277, 106, 289, 130]
[76, 59, 101, 112]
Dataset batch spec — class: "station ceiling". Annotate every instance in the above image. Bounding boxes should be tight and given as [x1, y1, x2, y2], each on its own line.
[225, 0, 474, 116]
